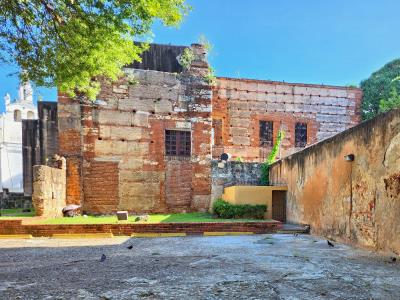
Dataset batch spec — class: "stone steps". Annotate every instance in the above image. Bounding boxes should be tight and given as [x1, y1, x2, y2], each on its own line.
[276, 224, 310, 234]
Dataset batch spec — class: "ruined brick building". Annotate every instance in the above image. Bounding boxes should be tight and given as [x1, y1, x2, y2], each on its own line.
[50, 43, 362, 214]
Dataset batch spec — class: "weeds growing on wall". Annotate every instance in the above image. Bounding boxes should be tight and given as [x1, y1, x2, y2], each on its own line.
[204, 66, 216, 85]
[178, 48, 195, 70]
[260, 129, 285, 185]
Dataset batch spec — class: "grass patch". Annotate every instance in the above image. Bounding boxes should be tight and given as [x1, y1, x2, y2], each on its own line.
[0, 208, 35, 218]
[41, 212, 271, 225]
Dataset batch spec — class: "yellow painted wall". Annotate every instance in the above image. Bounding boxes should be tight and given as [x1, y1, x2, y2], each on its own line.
[222, 186, 287, 219]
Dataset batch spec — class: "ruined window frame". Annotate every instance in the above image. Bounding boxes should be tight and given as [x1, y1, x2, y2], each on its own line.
[165, 129, 191, 157]
[295, 122, 307, 148]
[259, 120, 274, 147]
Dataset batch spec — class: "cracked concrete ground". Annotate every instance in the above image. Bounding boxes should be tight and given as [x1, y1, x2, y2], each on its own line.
[0, 234, 399, 299]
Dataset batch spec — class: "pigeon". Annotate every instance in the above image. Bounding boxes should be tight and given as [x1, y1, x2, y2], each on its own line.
[127, 245, 133, 250]
[100, 254, 107, 262]
[327, 240, 334, 247]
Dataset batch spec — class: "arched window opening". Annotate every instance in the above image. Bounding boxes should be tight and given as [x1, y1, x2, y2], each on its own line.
[14, 110, 21, 122]
[27, 111, 35, 120]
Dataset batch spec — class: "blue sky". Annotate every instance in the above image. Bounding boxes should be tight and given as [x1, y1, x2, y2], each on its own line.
[1, 0, 400, 112]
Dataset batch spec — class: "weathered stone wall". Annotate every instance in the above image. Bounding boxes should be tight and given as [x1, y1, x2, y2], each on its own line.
[212, 78, 362, 161]
[58, 44, 212, 214]
[57, 42, 364, 215]
[270, 109, 400, 255]
[211, 161, 262, 210]
[32, 165, 66, 218]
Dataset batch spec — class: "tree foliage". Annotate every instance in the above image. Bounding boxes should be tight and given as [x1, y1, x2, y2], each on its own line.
[379, 86, 400, 112]
[360, 59, 400, 120]
[0, 0, 190, 99]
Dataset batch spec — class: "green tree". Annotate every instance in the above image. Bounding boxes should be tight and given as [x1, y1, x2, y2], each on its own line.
[360, 59, 400, 120]
[0, 0, 189, 99]
[379, 86, 400, 112]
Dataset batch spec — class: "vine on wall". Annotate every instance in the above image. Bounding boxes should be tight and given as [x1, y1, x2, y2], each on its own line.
[260, 129, 285, 185]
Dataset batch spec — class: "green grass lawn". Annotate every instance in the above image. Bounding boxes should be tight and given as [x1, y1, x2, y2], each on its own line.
[0, 208, 35, 218]
[41, 212, 269, 224]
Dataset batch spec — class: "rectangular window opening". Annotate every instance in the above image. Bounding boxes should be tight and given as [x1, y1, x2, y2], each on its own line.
[295, 122, 307, 147]
[165, 130, 191, 157]
[260, 121, 273, 147]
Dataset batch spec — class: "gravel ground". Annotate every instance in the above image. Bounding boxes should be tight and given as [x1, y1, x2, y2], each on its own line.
[0, 234, 399, 299]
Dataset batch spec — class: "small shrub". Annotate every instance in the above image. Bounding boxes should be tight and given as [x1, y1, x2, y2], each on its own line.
[213, 199, 267, 219]
[178, 48, 195, 70]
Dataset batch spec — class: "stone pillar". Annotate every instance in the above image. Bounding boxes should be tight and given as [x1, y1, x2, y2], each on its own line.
[32, 161, 66, 218]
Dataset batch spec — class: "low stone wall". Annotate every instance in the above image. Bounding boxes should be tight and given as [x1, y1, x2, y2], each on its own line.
[0, 219, 282, 237]
[1, 193, 32, 209]
[211, 161, 262, 210]
[270, 109, 400, 255]
[32, 165, 66, 217]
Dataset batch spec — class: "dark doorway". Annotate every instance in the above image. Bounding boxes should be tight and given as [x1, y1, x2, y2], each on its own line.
[272, 191, 286, 222]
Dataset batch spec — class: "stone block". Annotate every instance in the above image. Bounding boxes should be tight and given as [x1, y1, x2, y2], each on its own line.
[118, 98, 155, 112]
[230, 118, 250, 128]
[109, 126, 146, 141]
[155, 99, 173, 113]
[328, 88, 347, 98]
[119, 170, 164, 182]
[275, 84, 293, 94]
[116, 211, 128, 221]
[232, 136, 250, 146]
[230, 127, 249, 137]
[98, 110, 132, 126]
[119, 157, 144, 170]
[132, 112, 149, 127]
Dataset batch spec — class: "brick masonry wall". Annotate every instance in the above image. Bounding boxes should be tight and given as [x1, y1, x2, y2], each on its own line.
[212, 77, 362, 161]
[269, 110, 400, 255]
[58, 94, 83, 206]
[0, 219, 282, 236]
[58, 44, 213, 214]
[57, 42, 363, 215]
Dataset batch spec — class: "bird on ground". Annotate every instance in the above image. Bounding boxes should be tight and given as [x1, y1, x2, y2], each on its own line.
[293, 233, 299, 237]
[100, 254, 107, 262]
[327, 240, 334, 247]
[127, 245, 133, 250]
[390, 257, 397, 263]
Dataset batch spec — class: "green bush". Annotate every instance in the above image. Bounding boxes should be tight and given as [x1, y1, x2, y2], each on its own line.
[213, 199, 267, 219]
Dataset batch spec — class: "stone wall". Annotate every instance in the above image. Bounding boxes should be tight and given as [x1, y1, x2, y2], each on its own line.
[58, 44, 213, 214]
[56, 42, 364, 215]
[32, 165, 66, 218]
[269, 109, 400, 255]
[212, 78, 362, 161]
[211, 161, 262, 209]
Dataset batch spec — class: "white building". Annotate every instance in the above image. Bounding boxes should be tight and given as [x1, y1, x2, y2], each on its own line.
[0, 81, 37, 193]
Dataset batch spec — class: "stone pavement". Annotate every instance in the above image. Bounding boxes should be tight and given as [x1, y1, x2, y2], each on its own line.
[0, 234, 399, 299]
